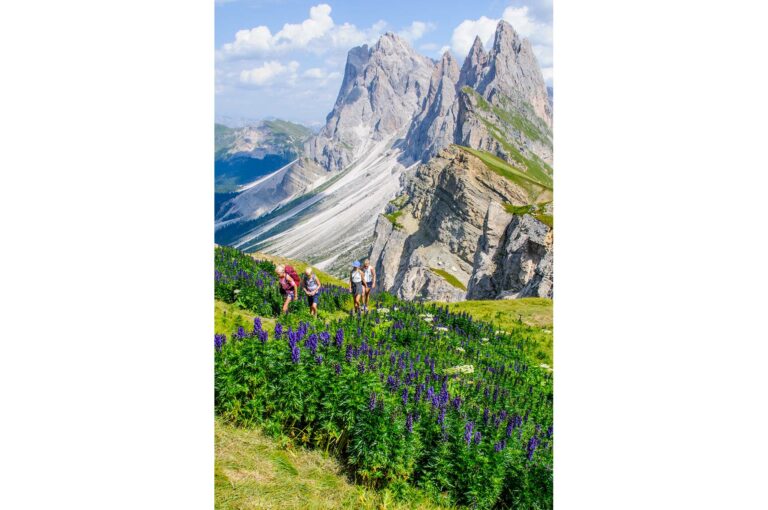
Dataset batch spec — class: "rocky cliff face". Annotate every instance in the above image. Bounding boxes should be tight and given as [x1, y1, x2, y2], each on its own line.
[308, 34, 435, 172]
[403, 51, 461, 163]
[369, 20, 554, 300]
[370, 146, 552, 301]
[467, 202, 553, 299]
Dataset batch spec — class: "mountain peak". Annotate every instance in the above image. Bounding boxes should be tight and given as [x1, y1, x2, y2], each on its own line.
[373, 31, 417, 56]
[469, 36, 486, 57]
[492, 20, 522, 54]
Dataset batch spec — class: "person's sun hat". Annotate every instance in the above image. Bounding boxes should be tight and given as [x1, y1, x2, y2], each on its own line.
[352, 261, 361, 268]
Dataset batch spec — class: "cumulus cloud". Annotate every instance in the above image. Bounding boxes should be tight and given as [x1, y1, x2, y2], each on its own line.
[220, 4, 384, 59]
[240, 60, 300, 86]
[451, 15, 499, 57]
[398, 21, 435, 43]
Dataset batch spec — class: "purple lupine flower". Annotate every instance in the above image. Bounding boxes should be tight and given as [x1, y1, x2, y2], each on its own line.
[405, 413, 413, 434]
[546, 425, 553, 438]
[357, 361, 366, 373]
[291, 345, 300, 364]
[315, 355, 323, 365]
[483, 408, 490, 425]
[335, 328, 344, 348]
[235, 326, 247, 340]
[474, 431, 482, 445]
[401, 387, 409, 406]
[305, 333, 318, 355]
[426, 386, 435, 404]
[452, 396, 462, 411]
[369, 392, 377, 411]
[334, 363, 341, 376]
[527, 436, 540, 461]
[274, 323, 283, 339]
[319, 331, 330, 347]
[214, 333, 226, 352]
[506, 419, 514, 438]
[415, 384, 424, 402]
[253, 317, 262, 333]
[258, 330, 268, 343]
[464, 421, 474, 446]
[438, 383, 449, 408]
[438, 408, 446, 427]
[345, 345, 353, 362]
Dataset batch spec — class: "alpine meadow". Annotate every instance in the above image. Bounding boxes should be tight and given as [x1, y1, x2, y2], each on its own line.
[215, 3, 554, 508]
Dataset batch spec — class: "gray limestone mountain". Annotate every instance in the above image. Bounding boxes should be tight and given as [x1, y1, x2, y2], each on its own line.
[215, 32, 437, 274]
[369, 20, 554, 300]
[216, 20, 554, 298]
[369, 146, 552, 302]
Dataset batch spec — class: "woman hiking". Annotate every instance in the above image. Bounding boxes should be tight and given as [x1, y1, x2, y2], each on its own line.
[275, 264, 298, 315]
[302, 267, 321, 317]
[362, 259, 376, 312]
[349, 261, 368, 315]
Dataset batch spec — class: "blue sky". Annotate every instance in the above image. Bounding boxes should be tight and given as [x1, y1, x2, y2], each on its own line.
[215, 0, 552, 126]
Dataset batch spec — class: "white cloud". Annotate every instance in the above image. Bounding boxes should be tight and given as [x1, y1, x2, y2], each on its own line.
[240, 60, 299, 86]
[398, 21, 435, 43]
[448, 5, 552, 84]
[451, 16, 499, 57]
[450, 6, 552, 55]
[220, 4, 385, 59]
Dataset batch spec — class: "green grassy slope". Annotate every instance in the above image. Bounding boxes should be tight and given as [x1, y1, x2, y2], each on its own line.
[433, 298, 553, 365]
[216, 419, 453, 510]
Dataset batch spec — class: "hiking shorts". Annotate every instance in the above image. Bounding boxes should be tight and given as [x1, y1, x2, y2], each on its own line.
[283, 290, 295, 300]
[307, 293, 319, 306]
[352, 282, 364, 296]
[365, 280, 373, 291]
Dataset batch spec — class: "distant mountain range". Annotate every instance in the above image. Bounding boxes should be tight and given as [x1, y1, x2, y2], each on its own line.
[215, 20, 553, 301]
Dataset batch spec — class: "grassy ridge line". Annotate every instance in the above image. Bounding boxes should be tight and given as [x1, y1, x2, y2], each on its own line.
[216, 419, 452, 510]
[456, 145, 553, 191]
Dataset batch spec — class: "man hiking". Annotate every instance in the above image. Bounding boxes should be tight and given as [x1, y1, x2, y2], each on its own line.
[275, 264, 298, 315]
[302, 267, 321, 317]
[349, 261, 367, 315]
[362, 259, 376, 312]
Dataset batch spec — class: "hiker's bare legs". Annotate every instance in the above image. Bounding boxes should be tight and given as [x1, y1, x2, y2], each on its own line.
[282, 295, 292, 314]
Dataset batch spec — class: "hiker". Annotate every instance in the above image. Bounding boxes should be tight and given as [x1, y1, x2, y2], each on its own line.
[362, 259, 376, 312]
[349, 261, 368, 315]
[302, 267, 321, 317]
[275, 264, 298, 315]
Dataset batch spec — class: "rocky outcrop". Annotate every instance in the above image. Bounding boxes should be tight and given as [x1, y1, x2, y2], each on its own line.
[467, 203, 553, 299]
[370, 146, 549, 301]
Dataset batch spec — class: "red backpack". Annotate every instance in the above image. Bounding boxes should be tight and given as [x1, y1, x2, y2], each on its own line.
[284, 265, 300, 290]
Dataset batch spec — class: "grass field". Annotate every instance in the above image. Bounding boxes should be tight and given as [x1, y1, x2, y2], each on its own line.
[434, 298, 553, 365]
[216, 419, 455, 510]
